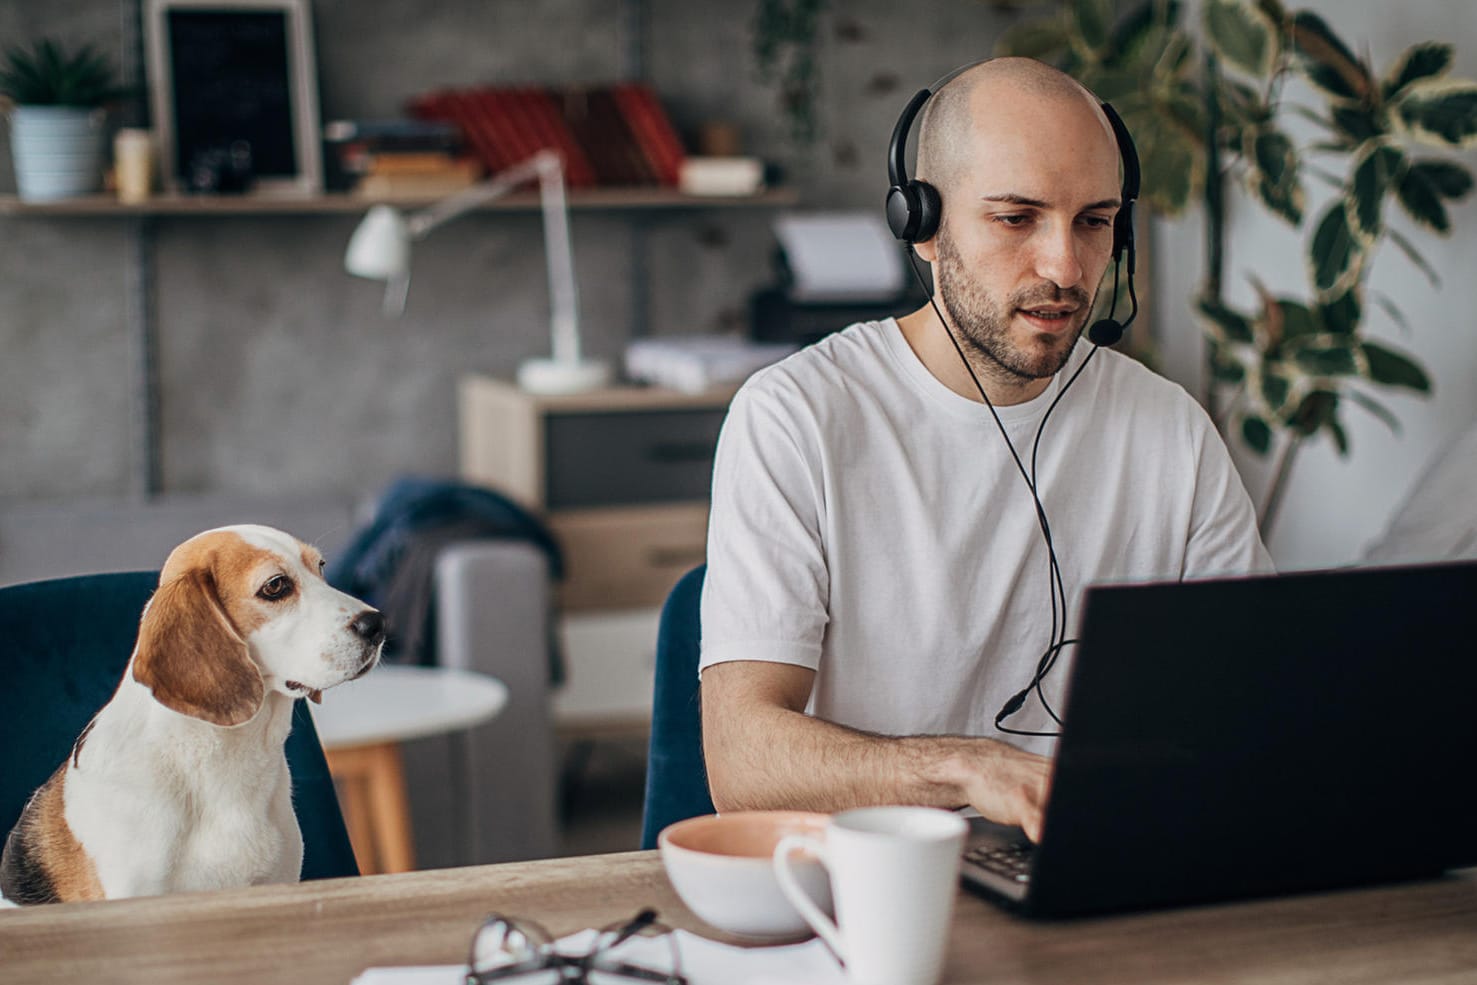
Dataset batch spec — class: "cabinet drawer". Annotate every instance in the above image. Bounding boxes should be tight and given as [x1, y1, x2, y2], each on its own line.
[544, 409, 727, 508]
[552, 504, 709, 610]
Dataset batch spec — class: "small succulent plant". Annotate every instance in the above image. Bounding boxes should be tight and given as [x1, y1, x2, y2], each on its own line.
[0, 39, 130, 108]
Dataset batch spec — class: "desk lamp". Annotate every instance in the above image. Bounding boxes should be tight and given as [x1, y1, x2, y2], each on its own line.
[344, 149, 610, 395]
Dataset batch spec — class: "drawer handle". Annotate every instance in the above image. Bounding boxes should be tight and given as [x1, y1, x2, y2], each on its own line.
[646, 442, 715, 464]
[645, 546, 707, 568]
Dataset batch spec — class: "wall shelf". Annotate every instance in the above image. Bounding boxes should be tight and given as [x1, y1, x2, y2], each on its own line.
[0, 187, 798, 217]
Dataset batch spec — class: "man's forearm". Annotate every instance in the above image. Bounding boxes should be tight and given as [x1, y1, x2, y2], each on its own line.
[706, 700, 1008, 813]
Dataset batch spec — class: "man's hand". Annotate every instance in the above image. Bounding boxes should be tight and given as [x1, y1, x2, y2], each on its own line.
[944, 742, 1053, 843]
[702, 661, 1055, 841]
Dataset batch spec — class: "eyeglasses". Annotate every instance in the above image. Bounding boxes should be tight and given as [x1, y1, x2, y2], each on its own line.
[465, 907, 687, 985]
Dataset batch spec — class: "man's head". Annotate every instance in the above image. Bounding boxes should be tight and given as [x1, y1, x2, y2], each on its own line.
[912, 58, 1125, 389]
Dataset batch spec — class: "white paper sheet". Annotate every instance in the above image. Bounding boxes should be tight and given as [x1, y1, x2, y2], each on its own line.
[350, 927, 846, 985]
[772, 212, 906, 303]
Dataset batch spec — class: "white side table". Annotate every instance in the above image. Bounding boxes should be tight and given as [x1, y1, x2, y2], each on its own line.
[310, 665, 508, 874]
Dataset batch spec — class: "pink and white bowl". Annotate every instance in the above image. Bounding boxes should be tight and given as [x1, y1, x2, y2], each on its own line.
[658, 810, 835, 941]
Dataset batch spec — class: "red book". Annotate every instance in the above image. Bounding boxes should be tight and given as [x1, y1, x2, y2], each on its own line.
[525, 87, 599, 187]
[612, 83, 686, 186]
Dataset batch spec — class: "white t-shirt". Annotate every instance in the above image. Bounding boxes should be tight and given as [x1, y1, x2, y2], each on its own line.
[700, 318, 1273, 755]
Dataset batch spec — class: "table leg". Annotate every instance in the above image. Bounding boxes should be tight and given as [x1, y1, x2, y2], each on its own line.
[324, 742, 417, 875]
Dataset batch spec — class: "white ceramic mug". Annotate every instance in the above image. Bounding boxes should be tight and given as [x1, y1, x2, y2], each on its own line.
[773, 806, 967, 985]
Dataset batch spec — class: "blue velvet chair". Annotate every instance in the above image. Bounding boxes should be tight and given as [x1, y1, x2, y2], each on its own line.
[0, 572, 358, 882]
[640, 565, 716, 849]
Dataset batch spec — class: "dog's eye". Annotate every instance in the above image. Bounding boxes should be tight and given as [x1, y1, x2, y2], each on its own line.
[259, 575, 294, 601]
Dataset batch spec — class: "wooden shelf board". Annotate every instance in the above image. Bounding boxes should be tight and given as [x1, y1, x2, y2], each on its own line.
[0, 187, 799, 217]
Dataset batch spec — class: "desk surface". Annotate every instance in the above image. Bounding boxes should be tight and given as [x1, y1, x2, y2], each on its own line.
[2, 852, 1474, 985]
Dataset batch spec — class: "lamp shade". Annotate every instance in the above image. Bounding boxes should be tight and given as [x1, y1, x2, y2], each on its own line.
[344, 205, 411, 281]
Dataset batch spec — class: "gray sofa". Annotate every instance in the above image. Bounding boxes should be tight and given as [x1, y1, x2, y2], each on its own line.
[0, 492, 559, 868]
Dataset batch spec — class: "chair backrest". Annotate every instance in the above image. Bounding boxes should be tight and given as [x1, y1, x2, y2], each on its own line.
[641, 565, 714, 849]
[0, 572, 358, 881]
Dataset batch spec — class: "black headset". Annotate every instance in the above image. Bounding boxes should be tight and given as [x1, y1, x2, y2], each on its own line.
[882, 66, 1145, 736]
[884, 71, 1142, 346]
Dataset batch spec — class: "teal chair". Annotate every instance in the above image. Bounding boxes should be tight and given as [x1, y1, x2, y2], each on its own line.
[640, 565, 716, 849]
[0, 572, 358, 882]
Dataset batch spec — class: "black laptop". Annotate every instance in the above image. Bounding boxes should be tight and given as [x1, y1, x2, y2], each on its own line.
[961, 559, 1477, 918]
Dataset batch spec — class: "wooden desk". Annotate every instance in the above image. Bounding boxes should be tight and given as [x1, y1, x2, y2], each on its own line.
[2, 853, 1474, 985]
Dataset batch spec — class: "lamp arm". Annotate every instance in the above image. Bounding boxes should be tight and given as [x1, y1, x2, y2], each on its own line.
[404, 149, 581, 364]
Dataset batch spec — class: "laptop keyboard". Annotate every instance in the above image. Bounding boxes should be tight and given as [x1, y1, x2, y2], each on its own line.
[963, 841, 1035, 884]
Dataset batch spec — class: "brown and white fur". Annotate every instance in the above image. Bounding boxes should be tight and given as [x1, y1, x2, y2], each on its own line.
[0, 525, 384, 905]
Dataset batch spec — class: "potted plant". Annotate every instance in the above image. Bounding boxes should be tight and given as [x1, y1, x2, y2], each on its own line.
[998, 0, 1477, 533]
[1, 39, 130, 201]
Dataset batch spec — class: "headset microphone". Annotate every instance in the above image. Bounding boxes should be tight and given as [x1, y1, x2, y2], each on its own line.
[885, 65, 1144, 738]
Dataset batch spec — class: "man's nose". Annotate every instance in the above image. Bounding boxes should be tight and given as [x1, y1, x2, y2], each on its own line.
[1033, 224, 1085, 289]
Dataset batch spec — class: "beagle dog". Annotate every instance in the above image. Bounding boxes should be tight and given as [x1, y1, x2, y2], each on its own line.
[0, 525, 384, 905]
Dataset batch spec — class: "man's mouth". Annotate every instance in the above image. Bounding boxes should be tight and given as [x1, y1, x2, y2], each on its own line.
[1018, 306, 1080, 329]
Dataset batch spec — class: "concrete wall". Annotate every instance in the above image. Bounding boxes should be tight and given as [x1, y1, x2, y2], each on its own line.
[0, 0, 1013, 503]
[4, 0, 1474, 571]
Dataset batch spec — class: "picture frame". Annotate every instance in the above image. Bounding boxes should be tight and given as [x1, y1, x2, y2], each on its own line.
[145, 0, 323, 195]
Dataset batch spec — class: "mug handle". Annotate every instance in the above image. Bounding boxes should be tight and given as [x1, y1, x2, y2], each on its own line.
[773, 833, 845, 963]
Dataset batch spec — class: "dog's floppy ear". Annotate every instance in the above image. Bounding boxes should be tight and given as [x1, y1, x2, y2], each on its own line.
[133, 568, 265, 726]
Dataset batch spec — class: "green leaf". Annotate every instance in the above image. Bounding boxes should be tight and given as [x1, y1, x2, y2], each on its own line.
[1198, 296, 1255, 343]
[1383, 42, 1453, 101]
[1394, 162, 1454, 233]
[1327, 416, 1350, 455]
[1241, 415, 1274, 454]
[1204, 0, 1278, 78]
[1347, 144, 1404, 238]
[1310, 203, 1359, 293]
[1362, 341, 1432, 392]
[1106, 0, 1183, 69]
[1371, 292, 1409, 333]
[1395, 80, 1477, 148]
[1329, 106, 1383, 145]
[1072, 0, 1114, 56]
[1387, 227, 1442, 287]
[1288, 390, 1338, 437]
[1135, 114, 1201, 214]
[995, 15, 1073, 61]
[1258, 363, 1293, 413]
[1248, 127, 1303, 223]
[1294, 339, 1360, 377]
[1275, 300, 1320, 340]
[1290, 11, 1370, 102]
[1318, 287, 1362, 335]
[1212, 353, 1246, 383]
[1346, 388, 1401, 432]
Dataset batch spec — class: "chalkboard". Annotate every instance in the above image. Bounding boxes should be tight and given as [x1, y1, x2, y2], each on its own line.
[146, 0, 322, 195]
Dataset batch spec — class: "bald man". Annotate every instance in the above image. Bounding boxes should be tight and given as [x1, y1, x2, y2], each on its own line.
[699, 58, 1270, 841]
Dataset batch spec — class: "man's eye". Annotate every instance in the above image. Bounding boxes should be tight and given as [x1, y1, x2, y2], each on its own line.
[995, 214, 1031, 227]
[1081, 215, 1113, 229]
[259, 575, 294, 600]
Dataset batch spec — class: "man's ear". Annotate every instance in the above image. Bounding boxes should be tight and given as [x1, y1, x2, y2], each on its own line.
[913, 234, 939, 264]
[132, 568, 265, 727]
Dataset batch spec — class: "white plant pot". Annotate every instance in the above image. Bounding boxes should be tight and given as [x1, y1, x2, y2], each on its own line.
[9, 105, 106, 201]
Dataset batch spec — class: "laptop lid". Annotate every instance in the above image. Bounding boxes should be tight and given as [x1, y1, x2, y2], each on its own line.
[996, 560, 1477, 918]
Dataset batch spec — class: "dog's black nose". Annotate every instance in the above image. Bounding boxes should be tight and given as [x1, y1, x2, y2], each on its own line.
[351, 609, 386, 644]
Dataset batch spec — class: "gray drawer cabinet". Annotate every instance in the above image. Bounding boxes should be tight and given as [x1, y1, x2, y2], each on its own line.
[458, 376, 736, 611]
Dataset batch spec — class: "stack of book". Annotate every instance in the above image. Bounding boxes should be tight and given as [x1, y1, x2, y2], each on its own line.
[324, 118, 482, 197]
[407, 83, 687, 188]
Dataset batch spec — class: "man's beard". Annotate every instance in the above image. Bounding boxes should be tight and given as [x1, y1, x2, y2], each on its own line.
[934, 229, 1094, 385]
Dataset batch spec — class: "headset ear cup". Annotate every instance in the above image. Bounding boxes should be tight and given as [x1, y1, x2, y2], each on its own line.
[913, 180, 942, 244]
[886, 184, 920, 241]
